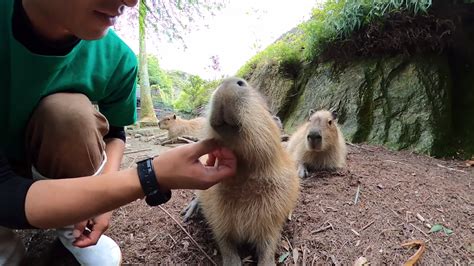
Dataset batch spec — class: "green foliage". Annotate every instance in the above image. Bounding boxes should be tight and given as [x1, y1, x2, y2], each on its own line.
[237, 0, 434, 78]
[236, 32, 304, 78]
[303, 0, 432, 61]
[173, 76, 219, 113]
[147, 55, 174, 104]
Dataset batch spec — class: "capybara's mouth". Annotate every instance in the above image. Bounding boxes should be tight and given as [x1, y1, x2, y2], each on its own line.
[307, 139, 323, 151]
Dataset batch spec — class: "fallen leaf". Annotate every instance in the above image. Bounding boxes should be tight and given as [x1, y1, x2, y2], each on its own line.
[281, 240, 290, 251]
[429, 224, 454, 235]
[293, 248, 299, 264]
[465, 243, 474, 253]
[466, 160, 474, 167]
[353, 256, 369, 266]
[278, 252, 290, 263]
[443, 227, 453, 235]
[401, 240, 426, 266]
[429, 224, 443, 233]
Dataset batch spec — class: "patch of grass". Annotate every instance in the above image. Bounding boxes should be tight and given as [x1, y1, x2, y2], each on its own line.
[236, 30, 305, 78]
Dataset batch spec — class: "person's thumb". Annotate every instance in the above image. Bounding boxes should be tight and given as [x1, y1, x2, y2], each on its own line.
[188, 139, 219, 157]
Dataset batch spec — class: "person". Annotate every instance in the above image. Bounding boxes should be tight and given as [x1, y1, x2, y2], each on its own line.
[0, 0, 237, 265]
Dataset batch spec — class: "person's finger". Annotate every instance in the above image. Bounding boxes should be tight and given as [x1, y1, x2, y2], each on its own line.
[187, 139, 219, 158]
[73, 234, 93, 247]
[73, 220, 88, 239]
[206, 152, 217, 166]
[84, 229, 102, 246]
[214, 147, 237, 170]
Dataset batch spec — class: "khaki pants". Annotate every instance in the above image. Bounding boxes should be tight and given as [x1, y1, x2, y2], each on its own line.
[1, 93, 110, 265]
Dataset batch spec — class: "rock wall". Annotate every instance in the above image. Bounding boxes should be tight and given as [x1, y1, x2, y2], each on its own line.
[248, 55, 458, 156]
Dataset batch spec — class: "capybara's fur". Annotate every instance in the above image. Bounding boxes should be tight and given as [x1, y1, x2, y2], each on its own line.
[158, 114, 206, 139]
[286, 109, 347, 178]
[198, 77, 300, 265]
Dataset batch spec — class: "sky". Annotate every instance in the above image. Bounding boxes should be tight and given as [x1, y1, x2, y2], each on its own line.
[115, 0, 321, 80]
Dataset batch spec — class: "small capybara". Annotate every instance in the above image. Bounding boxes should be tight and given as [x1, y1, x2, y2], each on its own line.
[158, 114, 206, 139]
[286, 109, 347, 178]
[198, 77, 300, 265]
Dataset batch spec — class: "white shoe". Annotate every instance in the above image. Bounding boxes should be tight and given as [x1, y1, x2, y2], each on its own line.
[0, 227, 25, 266]
[56, 226, 122, 266]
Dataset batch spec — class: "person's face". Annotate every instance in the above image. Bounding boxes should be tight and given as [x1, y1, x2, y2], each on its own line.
[38, 0, 138, 40]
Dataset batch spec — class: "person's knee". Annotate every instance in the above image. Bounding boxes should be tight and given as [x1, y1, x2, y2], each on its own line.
[27, 93, 109, 178]
[34, 93, 109, 139]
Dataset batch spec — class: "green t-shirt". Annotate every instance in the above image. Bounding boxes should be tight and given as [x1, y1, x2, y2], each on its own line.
[0, 0, 138, 161]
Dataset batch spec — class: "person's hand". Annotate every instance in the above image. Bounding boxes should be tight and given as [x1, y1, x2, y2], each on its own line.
[153, 138, 237, 190]
[72, 212, 112, 248]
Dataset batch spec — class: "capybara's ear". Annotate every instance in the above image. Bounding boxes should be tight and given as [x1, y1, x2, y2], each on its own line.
[308, 109, 316, 119]
[331, 110, 338, 120]
[173, 114, 176, 119]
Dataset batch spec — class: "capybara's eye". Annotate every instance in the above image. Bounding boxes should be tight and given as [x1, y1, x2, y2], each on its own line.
[237, 80, 246, 87]
[328, 120, 333, 125]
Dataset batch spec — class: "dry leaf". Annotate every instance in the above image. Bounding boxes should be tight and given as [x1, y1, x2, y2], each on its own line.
[293, 247, 300, 265]
[353, 256, 369, 266]
[401, 240, 426, 266]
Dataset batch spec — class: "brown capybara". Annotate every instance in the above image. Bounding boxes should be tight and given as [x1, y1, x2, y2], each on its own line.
[198, 77, 300, 265]
[158, 114, 206, 139]
[286, 109, 347, 178]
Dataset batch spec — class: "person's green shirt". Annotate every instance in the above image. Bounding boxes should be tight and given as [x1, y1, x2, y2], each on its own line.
[0, 0, 138, 162]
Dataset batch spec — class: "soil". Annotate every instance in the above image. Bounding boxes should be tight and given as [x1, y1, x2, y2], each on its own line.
[17, 128, 473, 265]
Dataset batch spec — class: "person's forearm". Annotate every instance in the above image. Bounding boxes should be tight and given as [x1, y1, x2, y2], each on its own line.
[97, 138, 126, 220]
[103, 138, 125, 174]
[25, 168, 143, 228]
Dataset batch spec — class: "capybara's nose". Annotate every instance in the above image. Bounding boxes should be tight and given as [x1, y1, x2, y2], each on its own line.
[307, 131, 322, 141]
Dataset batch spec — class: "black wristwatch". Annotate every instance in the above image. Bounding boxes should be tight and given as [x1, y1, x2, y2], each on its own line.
[136, 157, 171, 206]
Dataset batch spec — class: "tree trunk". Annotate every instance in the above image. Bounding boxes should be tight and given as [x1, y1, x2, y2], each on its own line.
[138, 0, 158, 127]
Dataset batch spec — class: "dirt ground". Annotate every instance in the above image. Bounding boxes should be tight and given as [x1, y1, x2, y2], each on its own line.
[18, 127, 473, 265]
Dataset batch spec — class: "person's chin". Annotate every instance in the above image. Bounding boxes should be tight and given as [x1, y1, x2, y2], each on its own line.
[78, 27, 110, 40]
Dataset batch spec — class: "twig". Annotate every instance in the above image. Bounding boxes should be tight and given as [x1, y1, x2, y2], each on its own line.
[160, 139, 174, 146]
[351, 229, 361, 236]
[167, 233, 177, 244]
[283, 235, 293, 251]
[127, 156, 137, 169]
[436, 163, 467, 174]
[149, 233, 159, 243]
[158, 206, 216, 266]
[302, 245, 308, 266]
[124, 148, 152, 155]
[346, 142, 375, 152]
[181, 135, 200, 142]
[384, 159, 410, 166]
[311, 224, 333, 234]
[177, 136, 197, 144]
[416, 213, 425, 222]
[354, 185, 361, 205]
[409, 223, 429, 238]
[361, 220, 375, 231]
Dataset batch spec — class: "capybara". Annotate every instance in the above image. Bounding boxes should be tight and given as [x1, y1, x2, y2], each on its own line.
[286, 109, 347, 178]
[198, 77, 300, 265]
[158, 114, 206, 139]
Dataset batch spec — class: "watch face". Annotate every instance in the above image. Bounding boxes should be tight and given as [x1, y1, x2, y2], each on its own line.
[145, 190, 171, 206]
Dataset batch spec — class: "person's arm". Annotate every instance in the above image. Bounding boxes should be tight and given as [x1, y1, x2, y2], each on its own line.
[22, 139, 236, 229]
